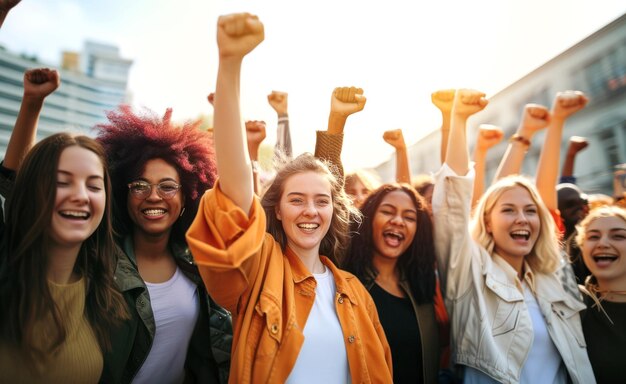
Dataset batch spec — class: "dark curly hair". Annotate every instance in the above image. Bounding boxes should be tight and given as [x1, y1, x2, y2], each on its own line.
[343, 184, 436, 304]
[95, 105, 217, 244]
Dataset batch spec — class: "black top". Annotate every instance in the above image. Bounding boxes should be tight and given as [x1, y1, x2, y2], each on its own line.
[370, 283, 422, 384]
[582, 298, 626, 383]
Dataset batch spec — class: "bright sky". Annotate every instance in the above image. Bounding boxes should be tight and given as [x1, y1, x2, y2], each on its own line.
[2, 0, 625, 172]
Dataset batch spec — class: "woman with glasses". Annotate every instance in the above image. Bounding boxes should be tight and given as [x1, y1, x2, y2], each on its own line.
[95, 106, 231, 384]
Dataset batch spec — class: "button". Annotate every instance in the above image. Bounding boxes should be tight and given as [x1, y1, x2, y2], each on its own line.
[271, 324, 279, 334]
[338, 295, 344, 304]
[348, 335, 355, 343]
[559, 310, 565, 316]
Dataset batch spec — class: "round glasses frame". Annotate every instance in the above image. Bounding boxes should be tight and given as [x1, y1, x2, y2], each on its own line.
[127, 180, 181, 200]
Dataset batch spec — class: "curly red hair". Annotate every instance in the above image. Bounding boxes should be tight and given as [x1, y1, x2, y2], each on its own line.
[96, 105, 216, 243]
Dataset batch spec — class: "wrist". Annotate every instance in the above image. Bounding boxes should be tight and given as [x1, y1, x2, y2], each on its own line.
[278, 112, 288, 118]
[509, 133, 531, 148]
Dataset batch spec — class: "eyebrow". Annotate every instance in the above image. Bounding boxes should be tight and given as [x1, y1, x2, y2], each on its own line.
[286, 192, 331, 198]
[499, 202, 537, 208]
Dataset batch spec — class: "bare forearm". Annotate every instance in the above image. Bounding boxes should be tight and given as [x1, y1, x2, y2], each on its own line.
[4, 97, 44, 170]
[472, 150, 487, 207]
[439, 113, 451, 163]
[214, 59, 253, 211]
[395, 147, 411, 184]
[446, 115, 469, 175]
[327, 112, 348, 135]
[536, 118, 565, 210]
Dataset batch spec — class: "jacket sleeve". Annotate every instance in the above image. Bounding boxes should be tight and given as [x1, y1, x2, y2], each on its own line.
[186, 180, 268, 314]
[314, 131, 344, 180]
[432, 163, 477, 302]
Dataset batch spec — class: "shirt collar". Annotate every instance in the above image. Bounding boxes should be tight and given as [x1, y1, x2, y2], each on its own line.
[492, 253, 536, 294]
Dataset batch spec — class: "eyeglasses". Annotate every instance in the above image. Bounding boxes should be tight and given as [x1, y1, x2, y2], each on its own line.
[128, 180, 181, 200]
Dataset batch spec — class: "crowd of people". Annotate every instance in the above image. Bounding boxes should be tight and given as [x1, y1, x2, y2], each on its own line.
[1, 2, 625, 383]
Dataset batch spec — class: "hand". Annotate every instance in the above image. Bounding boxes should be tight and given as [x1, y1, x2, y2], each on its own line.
[431, 89, 456, 114]
[330, 86, 366, 116]
[452, 89, 488, 118]
[551, 90, 588, 120]
[267, 91, 288, 115]
[517, 103, 550, 137]
[567, 136, 589, 155]
[23, 68, 60, 100]
[217, 13, 264, 59]
[476, 124, 503, 152]
[383, 129, 406, 150]
[0, 0, 21, 12]
[207, 92, 215, 106]
[245, 120, 267, 148]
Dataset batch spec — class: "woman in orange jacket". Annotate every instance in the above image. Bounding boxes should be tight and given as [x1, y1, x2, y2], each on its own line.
[186, 12, 392, 384]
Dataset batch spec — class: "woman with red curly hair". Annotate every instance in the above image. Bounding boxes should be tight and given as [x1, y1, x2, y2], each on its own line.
[96, 106, 231, 384]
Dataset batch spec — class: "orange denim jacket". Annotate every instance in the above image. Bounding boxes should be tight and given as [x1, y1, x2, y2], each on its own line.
[186, 182, 393, 384]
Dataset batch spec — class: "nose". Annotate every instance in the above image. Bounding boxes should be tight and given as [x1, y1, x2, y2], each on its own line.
[146, 185, 162, 201]
[514, 211, 529, 224]
[597, 234, 611, 248]
[302, 201, 317, 217]
[390, 213, 404, 226]
[70, 183, 89, 204]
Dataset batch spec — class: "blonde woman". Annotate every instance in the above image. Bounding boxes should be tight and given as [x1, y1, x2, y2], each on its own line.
[432, 89, 594, 383]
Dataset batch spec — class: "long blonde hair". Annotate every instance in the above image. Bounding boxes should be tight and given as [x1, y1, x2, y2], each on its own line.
[470, 175, 561, 274]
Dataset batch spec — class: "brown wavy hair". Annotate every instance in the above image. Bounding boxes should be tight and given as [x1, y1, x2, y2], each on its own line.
[260, 153, 360, 265]
[0, 133, 129, 362]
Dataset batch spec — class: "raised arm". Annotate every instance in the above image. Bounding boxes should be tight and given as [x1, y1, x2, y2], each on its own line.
[431, 89, 455, 164]
[212, 13, 264, 212]
[536, 91, 588, 211]
[560, 136, 588, 183]
[0, 0, 20, 28]
[267, 90, 292, 159]
[492, 103, 549, 181]
[4, 68, 60, 171]
[383, 129, 411, 184]
[472, 124, 503, 207]
[245, 120, 266, 195]
[314, 86, 366, 178]
[445, 89, 488, 175]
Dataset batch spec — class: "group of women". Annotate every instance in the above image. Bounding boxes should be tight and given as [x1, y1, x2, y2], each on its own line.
[0, 10, 624, 384]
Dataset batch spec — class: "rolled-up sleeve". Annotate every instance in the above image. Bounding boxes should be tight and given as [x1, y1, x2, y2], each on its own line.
[186, 180, 268, 313]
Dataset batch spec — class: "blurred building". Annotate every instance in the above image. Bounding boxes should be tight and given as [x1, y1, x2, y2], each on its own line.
[0, 41, 132, 156]
[376, 13, 626, 196]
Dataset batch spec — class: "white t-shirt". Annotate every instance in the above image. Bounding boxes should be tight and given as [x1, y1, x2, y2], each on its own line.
[133, 267, 199, 384]
[286, 267, 351, 384]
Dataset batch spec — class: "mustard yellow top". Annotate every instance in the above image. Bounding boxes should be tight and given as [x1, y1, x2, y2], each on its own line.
[0, 277, 102, 384]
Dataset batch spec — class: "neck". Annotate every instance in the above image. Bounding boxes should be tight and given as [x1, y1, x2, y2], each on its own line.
[133, 230, 171, 261]
[289, 244, 325, 274]
[596, 279, 626, 302]
[47, 244, 81, 284]
[372, 253, 399, 283]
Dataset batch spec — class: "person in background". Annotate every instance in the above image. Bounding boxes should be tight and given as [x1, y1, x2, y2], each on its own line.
[576, 205, 626, 383]
[344, 183, 441, 383]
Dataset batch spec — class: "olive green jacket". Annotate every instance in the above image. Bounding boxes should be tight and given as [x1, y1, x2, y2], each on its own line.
[100, 237, 232, 384]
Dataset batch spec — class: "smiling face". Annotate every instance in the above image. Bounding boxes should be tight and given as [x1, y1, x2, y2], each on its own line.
[275, 171, 333, 257]
[486, 186, 540, 267]
[127, 158, 183, 238]
[581, 216, 626, 290]
[371, 190, 418, 262]
[50, 146, 106, 250]
[345, 176, 370, 209]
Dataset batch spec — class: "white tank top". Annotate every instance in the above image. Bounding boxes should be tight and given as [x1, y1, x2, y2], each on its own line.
[133, 266, 199, 384]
